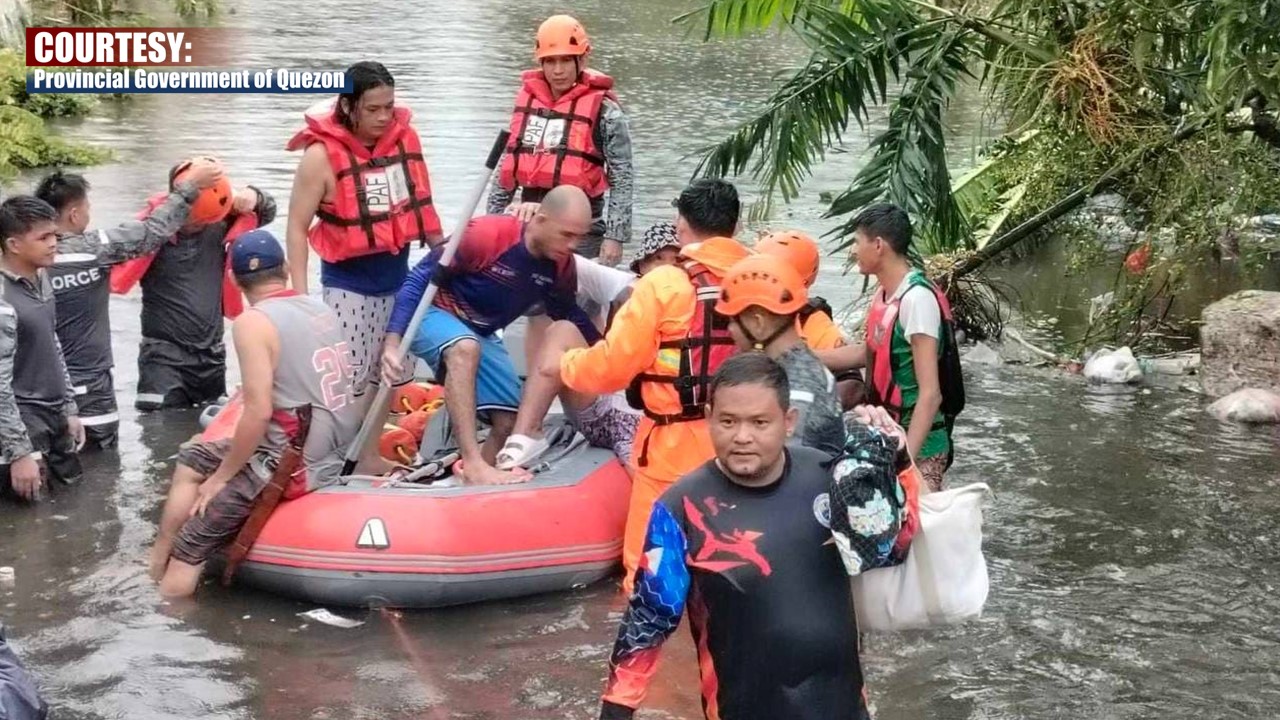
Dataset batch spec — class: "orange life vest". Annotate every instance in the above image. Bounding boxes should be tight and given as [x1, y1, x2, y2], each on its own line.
[109, 192, 258, 320]
[498, 69, 616, 199]
[285, 102, 441, 264]
[626, 261, 738, 464]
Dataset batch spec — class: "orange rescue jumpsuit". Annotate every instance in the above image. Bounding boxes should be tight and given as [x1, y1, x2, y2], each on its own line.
[560, 237, 751, 593]
[800, 309, 847, 351]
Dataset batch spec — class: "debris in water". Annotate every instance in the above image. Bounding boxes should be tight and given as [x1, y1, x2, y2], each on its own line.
[1083, 347, 1142, 384]
[0, 567, 13, 588]
[242, 615, 251, 620]
[297, 609, 365, 628]
[963, 342, 1002, 367]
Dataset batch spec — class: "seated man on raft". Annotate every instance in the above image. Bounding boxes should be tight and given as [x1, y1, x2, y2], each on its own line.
[380, 186, 602, 486]
[494, 221, 684, 474]
[149, 230, 361, 598]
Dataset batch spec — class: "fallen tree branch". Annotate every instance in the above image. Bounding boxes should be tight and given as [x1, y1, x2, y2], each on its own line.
[1005, 328, 1074, 364]
[950, 117, 1211, 279]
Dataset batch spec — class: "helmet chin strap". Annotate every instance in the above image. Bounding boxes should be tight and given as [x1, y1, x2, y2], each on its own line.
[738, 316, 792, 352]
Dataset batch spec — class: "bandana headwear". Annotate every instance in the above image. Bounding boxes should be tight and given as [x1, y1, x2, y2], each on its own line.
[629, 221, 681, 275]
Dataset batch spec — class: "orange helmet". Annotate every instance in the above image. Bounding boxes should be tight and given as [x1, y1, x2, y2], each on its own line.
[535, 15, 590, 60]
[171, 158, 232, 226]
[716, 255, 808, 317]
[756, 230, 821, 287]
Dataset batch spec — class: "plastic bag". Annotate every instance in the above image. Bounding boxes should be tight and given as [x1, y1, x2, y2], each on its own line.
[1083, 347, 1142, 384]
[852, 482, 991, 632]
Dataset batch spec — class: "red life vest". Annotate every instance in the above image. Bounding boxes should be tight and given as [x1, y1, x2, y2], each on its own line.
[864, 273, 957, 418]
[498, 69, 616, 199]
[285, 101, 442, 264]
[109, 192, 258, 320]
[626, 261, 738, 431]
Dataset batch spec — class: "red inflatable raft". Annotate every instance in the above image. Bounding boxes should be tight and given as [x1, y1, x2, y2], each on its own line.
[201, 393, 630, 608]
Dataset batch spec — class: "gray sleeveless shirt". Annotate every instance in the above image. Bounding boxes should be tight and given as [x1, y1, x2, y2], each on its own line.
[252, 292, 360, 490]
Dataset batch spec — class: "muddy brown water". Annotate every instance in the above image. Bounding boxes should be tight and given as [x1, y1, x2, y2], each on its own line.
[3, 1, 1280, 718]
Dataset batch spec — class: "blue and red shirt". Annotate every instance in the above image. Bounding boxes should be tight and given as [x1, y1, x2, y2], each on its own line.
[386, 214, 600, 343]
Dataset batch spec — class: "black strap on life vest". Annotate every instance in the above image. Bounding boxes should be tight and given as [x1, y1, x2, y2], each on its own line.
[395, 139, 429, 248]
[317, 143, 435, 250]
[509, 90, 607, 194]
[550, 95, 578, 189]
[509, 93, 537, 192]
[625, 269, 735, 466]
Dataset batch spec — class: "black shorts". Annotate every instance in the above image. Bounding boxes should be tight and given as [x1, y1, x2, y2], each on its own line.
[169, 440, 271, 566]
[136, 337, 226, 411]
[71, 370, 119, 449]
[0, 403, 82, 495]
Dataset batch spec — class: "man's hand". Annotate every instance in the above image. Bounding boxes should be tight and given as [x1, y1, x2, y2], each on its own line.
[506, 202, 541, 222]
[184, 158, 225, 190]
[597, 239, 623, 268]
[849, 404, 907, 451]
[9, 454, 42, 501]
[232, 187, 259, 214]
[381, 336, 404, 387]
[67, 415, 86, 452]
[190, 474, 230, 518]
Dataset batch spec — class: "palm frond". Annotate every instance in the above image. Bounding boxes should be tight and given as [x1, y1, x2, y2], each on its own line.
[691, 4, 919, 203]
[827, 26, 979, 254]
[673, 0, 828, 39]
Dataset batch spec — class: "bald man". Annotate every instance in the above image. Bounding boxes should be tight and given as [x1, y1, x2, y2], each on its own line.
[383, 186, 601, 485]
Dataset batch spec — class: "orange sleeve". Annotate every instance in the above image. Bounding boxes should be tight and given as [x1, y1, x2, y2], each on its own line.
[802, 311, 847, 351]
[561, 267, 688, 395]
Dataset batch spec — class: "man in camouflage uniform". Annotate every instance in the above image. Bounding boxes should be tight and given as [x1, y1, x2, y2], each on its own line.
[0, 196, 83, 501]
[34, 160, 225, 449]
[487, 15, 634, 265]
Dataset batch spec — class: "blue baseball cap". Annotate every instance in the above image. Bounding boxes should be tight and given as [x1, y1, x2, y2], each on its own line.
[230, 229, 285, 276]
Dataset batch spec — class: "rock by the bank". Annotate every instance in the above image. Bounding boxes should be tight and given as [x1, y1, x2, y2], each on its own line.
[1200, 290, 1280, 397]
[1207, 388, 1280, 424]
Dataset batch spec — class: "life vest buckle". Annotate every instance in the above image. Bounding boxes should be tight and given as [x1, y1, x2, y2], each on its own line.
[671, 375, 697, 390]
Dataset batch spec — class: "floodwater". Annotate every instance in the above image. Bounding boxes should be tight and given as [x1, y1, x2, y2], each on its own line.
[3, 1, 1280, 718]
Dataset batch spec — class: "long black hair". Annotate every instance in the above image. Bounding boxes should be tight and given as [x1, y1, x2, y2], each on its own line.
[336, 61, 395, 130]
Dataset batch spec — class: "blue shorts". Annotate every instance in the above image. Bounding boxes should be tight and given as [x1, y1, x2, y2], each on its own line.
[409, 307, 521, 414]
